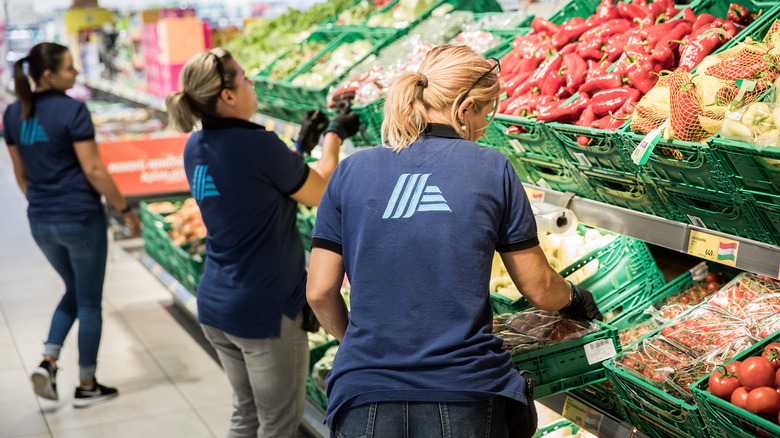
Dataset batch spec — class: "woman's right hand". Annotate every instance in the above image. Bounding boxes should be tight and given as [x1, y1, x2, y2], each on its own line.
[124, 211, 142, 238]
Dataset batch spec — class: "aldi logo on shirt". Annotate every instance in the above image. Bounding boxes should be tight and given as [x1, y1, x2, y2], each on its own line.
[20, 118, 50, 145]
[192, 165, 220, 200]
[382, 173, 451, 219]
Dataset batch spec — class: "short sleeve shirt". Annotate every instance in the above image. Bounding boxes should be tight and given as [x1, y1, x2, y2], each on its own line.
[312, 124, 538, 426]
[3, 91, 100, 222]
[183, 118, 310, 338]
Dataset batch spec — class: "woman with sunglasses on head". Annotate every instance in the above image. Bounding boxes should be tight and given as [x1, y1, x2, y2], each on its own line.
[306, 44, 602, 437]
[4, 42, 141, 408]
[166, 48, 359, 438]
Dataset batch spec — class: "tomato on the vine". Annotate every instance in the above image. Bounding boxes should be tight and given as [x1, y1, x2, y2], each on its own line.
[746, 387, 780, 415]
[725, 361, 741, 374]
[739, 357, 776, 390]
[761, 343, 780, 370]
[709, 368, 742, 400]
[732, 387, 750, 409]
[706, 273, 720, 283]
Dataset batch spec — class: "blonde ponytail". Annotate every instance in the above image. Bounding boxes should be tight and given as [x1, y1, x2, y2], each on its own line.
[381, 44, 501, 152]
[165, 48, 237, 133]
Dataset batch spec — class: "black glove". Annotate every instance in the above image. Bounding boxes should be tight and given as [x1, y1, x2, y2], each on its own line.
[297, 109, 330, 154]
[324, 109, 361, 140]
[560, 281, 603, 321]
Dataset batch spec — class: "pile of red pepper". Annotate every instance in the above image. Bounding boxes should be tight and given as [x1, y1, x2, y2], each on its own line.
[496, 0, 757, 141]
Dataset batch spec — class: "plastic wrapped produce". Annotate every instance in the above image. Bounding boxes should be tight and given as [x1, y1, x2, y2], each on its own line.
[494, 309, 600, 356]
[658, 305, 752, 357]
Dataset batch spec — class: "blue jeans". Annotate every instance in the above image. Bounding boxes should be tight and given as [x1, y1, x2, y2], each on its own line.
[30, 210, 107, 381]
[331, 398, 508, 438]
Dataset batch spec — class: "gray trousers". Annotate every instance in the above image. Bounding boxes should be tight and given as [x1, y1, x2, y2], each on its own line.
[202, 313, 309, 438]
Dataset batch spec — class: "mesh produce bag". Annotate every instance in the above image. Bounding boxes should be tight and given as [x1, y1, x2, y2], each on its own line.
[630, 26, 780, 142]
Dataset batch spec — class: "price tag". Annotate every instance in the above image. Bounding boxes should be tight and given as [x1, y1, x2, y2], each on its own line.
[563, 396, 603, 434]
[689, 261, 709, 282]
[535, 178, 553, 190]
[584, 339, 617, 365]
[283, 124, 295, 139]
[524, 187, 545, 202]
[687, 230, 740, 267]
[265, 119, 276, 132]
[632, 119, 669, 165]
[732, 79, 756, 106]
[509, 139, 526, 153]
[687, 215, 707, 228]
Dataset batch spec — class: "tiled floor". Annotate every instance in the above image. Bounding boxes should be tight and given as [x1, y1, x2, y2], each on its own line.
[0, 146, 235, 437]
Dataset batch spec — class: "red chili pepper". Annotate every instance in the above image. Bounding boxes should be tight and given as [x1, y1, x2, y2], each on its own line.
[605, 33, 632, 62]
[502, 70, 534, 98]
[559, 42, 579, 56]
[512, 55, 562, 97]
[657, 22, 692, 54]
[585, 59, 608, 82]
[727, 3, 751, 26]
[579, 72, 623, 95]
[591, 87, 635, 117]
[551, 16, 599, 49]
[605, 107, 631, 130]
[537, 92, 590, 123]
[564, 53, 587, 95]
[669, 70, 704, 142]
[692, 13, 716, 33]
[682, 7, 697, 24]
[644, 19, 685, 47]
[577, 36, 606, 61]
[678, 26, 726, 71]
[722, 21, 738, 37]
[592, 113, 612, 130]
[650, 0, 667, 20]
[666, 6, 682, 19]
[617, 1, 646, 21]
[707, 55, 776, 81]
[577, 105, 596, 128]
[531, 17, 559, 35]
[514, 56, 542, 76]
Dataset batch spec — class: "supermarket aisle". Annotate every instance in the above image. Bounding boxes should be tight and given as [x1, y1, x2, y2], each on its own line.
[0, 147, 234, 437]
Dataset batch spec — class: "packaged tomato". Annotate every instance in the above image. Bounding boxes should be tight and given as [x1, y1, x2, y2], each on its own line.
[658, 305, 752, 357]
[613, 337, 695, 389]
[494, 309, 600, 356]
[708, 273, 780, 317]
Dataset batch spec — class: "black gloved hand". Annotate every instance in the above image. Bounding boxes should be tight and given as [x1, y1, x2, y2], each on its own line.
[297, 109, 330, 154]
[324, 109, 361, 140]
[560, 281, 603, 321]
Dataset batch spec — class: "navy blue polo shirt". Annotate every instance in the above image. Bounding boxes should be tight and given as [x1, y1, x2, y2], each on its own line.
[183, 117, 310, 338]
[3, 90, 101, 222]
[312, 123, 539, 426]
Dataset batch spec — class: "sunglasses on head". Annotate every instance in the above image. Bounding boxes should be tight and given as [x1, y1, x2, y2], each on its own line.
[210, 52, 226, 90]
[462, 57, 501, 99]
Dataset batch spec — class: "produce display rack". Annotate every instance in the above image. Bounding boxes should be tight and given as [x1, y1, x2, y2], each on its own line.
[538, 392, 650, 438]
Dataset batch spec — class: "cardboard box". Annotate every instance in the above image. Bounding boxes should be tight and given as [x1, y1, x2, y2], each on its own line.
[156, 17, 205, 64]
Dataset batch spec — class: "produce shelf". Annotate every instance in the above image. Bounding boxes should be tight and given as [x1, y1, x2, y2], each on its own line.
[537, 391, 650, 438]
[524, 185, 780, 280]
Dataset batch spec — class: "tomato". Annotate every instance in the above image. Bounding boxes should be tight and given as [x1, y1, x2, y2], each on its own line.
[732, 387, 750, 409]
[709, 369, 742, 400]
[725, 361, 741, 374]
[661, 326, 673, 337]
[706, 273, 720, 283]
[739, 357, 776, 390]
[775, 368, 780, 388]
[622, 358, 636, 369]
[746, 387, 780, 415]
[761, 343, 780, 370]
[708, 281, 719, 292]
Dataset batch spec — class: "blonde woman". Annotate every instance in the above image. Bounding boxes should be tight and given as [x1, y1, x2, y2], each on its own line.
[166, 48, 359, 438]
[306, 45, 602, 437]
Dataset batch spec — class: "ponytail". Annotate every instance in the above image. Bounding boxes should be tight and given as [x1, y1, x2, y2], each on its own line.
[14, 57, 33, 120]
[381, 44, 501, 152]
[166, 92, 198, 132]
[166, 48, 237, 133]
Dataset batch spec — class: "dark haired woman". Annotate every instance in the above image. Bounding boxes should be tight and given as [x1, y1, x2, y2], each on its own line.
[3, 42, 140, 407]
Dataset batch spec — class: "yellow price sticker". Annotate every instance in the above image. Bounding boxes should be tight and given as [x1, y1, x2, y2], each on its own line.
[687, 230, 739, 267]
[562, 396, 602, 434]
[284, 124, 295, 139]
[265, 119, 276, 132]
[524, 187, 545, 203]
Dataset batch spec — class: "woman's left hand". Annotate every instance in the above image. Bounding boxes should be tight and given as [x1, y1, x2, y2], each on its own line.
[124, 211, 142, 238]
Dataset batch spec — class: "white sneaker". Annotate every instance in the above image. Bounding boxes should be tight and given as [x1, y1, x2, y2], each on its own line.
[31, 360, 58, 401]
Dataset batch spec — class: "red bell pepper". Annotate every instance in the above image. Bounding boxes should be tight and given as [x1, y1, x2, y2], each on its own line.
[560, 42, 580, 56]
[537, 92, 591, 123]
[502, 70, 534, 97]
[644, 19, 685, 47]
[682, 7, 697, 24]
[626, 58, 661, 94]
[605, 107, 631, 130]
[648, 45, 675, 71]
[692, 13, 716, 33]
[591, 87, 636, 117]
[585, 59, 608, 82]
[605, 32, 632, 62]
[551, 16, 600, 49]
[577, 105, 596, 127]
[669, 71, 704, 142]
[512, 55, 563, 97]
[531, 17, 559, 35]
[564, 53, 587, 95]
[514, 56, 542, 76]
[579, 72, 623, 95]
[577, 36, 606, 60]
[678, 26, 727, 72]
[727, 3, 751, 26]
[596, 0, 620, 22]
[540, 65, 568, 96]
[650, 0, 669, 19]
[592, 113, 612, 130]
[657, 21, 693, 54]
[617, 1, 647, 21]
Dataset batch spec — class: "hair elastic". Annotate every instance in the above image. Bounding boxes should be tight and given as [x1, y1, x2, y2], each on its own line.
[417, 72, 428, 88]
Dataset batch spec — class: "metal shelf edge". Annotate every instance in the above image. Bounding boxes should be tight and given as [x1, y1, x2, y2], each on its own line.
[539, 392, 649, 438]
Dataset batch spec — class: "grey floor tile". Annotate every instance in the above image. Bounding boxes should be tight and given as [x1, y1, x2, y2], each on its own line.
[195, 404, 232, 438]
[0, 340, 23, 370]
[148, 343, 222, 379]
[171, 367, 232, 409]
[0, 368, 41, 404]
[0, 397, 50, 437]
[50, 411, 214, 438]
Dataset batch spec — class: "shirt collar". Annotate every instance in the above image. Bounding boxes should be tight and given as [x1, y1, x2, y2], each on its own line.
[422, 123, 464, 139]
[202, 117, 266, 131]
[33, 90, 66, 98]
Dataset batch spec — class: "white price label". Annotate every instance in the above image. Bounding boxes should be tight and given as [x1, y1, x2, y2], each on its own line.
[509, 139, 526, 153]
[689, 261, 709, 282]
[584, 339, 617, 365]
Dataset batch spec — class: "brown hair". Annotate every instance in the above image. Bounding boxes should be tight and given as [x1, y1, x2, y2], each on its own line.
[14, 42, 69, 119]
[165, 48, 238, 132]
[381, 44, 501, 152]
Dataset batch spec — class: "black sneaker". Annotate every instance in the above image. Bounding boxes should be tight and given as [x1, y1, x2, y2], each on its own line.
[73, 380, 118, 408]
[31, 360, 58, 400]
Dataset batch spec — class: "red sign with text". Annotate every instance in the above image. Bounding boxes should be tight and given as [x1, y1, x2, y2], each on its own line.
[99, 135, 190, 197]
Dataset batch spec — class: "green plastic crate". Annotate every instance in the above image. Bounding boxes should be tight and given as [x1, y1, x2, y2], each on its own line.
[490, 225, 665, 317]
[512, 319, 620, 397]
[653, 182, 775, 244]
[568, 380, 628, 421]
[689, 0, 780, 56]
[480, 114, 564, 161]
[307, 339, 339, 411]
[140, 197, 205, 294]
[711, 136, 780, 205]
[533, 419, 581, 437]
[743, 193, 780, 246]
[547, 0, 601, 26]
[548, 123, 639, 175]
[513, 156, 591, 196]
[605, 359, 709, 438]
[297, 213, 316, 251]
[691, 332, 780, 438]
[579, 168, 672, 219]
